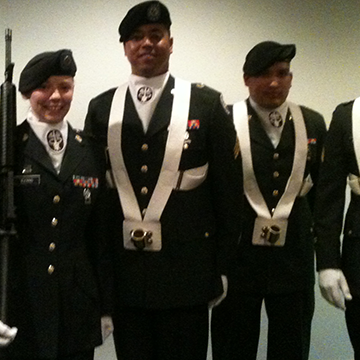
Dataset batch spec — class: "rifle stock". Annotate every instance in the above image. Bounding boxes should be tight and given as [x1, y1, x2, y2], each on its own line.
[0, 28, 17, 322]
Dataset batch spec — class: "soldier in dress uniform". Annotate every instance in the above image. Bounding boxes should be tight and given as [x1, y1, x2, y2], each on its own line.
[84, 1, 242, 359]
[0, 49, 113, 359]
[315, 98, 360, 359]
[211, 41, 327, 360]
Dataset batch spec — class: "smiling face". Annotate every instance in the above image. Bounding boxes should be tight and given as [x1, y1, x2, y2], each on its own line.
[28, 75, 74, 124]
[123, 23, 173, 78]
[244, 61, 293, 109]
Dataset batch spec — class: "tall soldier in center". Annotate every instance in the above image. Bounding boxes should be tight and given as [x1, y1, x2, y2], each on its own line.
[211, 41, 327, 360]
[84, 1, 242, 359]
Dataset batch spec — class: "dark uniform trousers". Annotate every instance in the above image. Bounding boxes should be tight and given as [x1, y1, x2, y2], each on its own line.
[212, 283, 314, 360]
[7, 350, 94, 360]
[112, 305, 209, 360]
[212, 101, 326, 360]
[84, 76, 242, 360]
[315, 100, 360, 360]
[0, 121, 108, 360]
[346, 297, 360, 360]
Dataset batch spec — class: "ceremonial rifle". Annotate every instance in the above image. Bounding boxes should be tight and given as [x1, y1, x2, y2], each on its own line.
[0, 28, 17, 322]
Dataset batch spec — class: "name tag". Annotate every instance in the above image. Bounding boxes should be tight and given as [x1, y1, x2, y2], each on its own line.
[14, 174, 41, 186]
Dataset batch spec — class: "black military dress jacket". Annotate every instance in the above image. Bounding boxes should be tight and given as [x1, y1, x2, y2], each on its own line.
[1, 120, 108, 358]
[84, 75, 242, 309]
[315, 100, 360, 297]
[232, 100, 326, 294]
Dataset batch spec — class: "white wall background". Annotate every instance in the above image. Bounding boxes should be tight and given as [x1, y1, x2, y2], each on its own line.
[1, 0, 359, 359]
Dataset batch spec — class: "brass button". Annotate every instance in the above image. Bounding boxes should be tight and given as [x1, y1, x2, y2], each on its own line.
[53, 195, 60, 204]
[141, 165, 148, 173]
[49, 242, 56, 252]
[205, 232, 210, 238]
[348, 230, 353, 236]
[273, 171, 279, 178]
[141, 187, 148, 195]
[51, 218, 58, 227]
[184, 143, 189, 150]
[142, 208, 147, 216]
[272, 190, 279, 197]
[141, 144, 149, 151]
[273, 153, 279, 160]
[48, 265, 55, 275]
[271, 208, 275, 215]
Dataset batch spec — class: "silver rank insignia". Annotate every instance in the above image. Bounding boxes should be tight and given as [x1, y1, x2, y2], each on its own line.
[83, 188, 91, 205]
[22, 165, 32, 174]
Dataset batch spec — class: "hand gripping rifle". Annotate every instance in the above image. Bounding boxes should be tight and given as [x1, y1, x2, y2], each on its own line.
[0, 29, 17, 322]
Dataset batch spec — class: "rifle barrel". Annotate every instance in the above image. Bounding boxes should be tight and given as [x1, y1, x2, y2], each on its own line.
[5, 29, 11, 70]
[0, 28, 16, 322]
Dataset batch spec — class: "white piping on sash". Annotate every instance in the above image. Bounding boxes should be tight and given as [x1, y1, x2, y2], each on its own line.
[107, 78, 191, 223]
[233, 100, 307, 221]
[348, 97, 360, 195]
[352, 98, 360, 174]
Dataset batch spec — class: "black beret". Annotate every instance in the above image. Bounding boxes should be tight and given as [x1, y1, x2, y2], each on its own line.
[119, 1, 171, 43]
[243, 41, 296, 76]
[19, 49, 77, 95]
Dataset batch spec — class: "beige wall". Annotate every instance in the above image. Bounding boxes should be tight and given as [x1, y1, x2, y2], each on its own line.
[1, 0, 359, 359]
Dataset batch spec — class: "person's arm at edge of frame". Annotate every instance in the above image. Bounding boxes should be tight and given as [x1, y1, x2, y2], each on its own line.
[85, 137, 115, 342]
[208, 96, 243, 309]
[314, 104, 352, 310]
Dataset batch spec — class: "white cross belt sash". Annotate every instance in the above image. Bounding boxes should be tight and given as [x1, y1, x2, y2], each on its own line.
[108, 78, 191, 251]
[233, 101, 307, 246]
[349, 97, 360, 195]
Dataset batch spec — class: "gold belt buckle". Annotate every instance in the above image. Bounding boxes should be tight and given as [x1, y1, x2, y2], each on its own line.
[130, 229, 153, 250]
[261, 225, 281, 244]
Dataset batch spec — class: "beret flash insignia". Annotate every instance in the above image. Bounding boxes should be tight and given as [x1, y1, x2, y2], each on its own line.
[147, 3, 161, 21]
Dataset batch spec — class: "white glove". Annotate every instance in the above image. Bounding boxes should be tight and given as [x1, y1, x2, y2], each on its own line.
[209, 275, 228, 309]
[319, 269, 353, 310]
[101, 316, 114, 342]
[0, 320, 17, 347]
